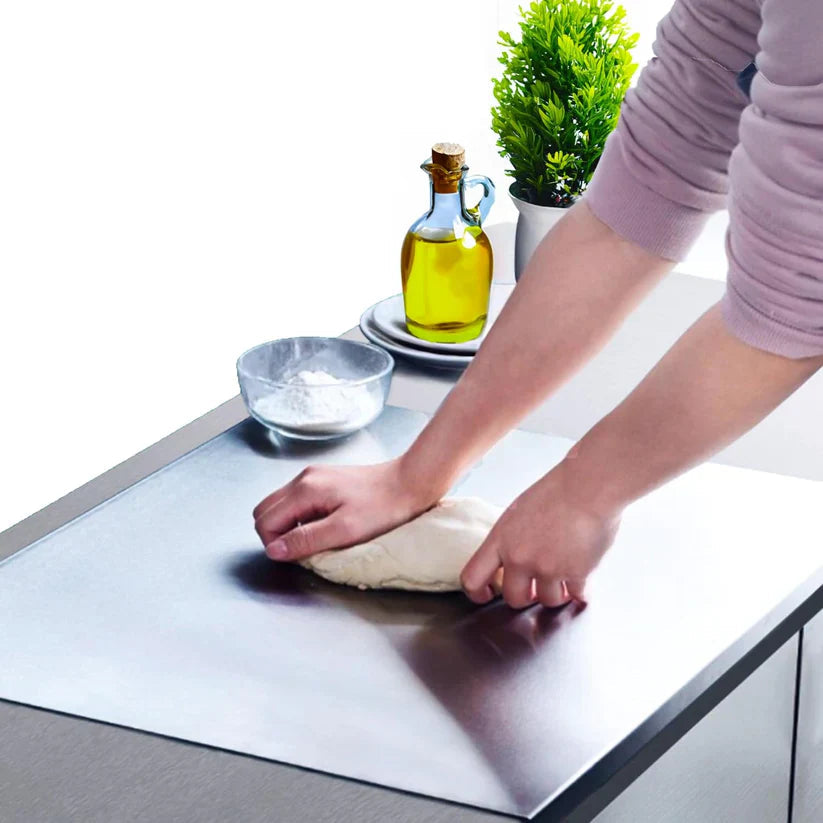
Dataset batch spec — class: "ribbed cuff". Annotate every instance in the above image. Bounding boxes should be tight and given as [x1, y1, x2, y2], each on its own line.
[721, 284, 823, 359]
[584, 134, 711, 262]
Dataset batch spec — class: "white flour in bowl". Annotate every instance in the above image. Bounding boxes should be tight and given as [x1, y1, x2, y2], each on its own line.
[252, 369, 382, 434]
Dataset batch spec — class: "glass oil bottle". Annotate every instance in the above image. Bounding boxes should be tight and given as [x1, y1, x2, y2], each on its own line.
[400, 143, 495, 343]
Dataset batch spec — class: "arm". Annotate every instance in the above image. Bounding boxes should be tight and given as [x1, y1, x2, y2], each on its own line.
[461, 306, 822, 606]
[569, 306, 823, 513]
[254, 0, 754, 563]
[254, 0, 759, 566]
[720, 0, 823, 357]
[463, 0, 823, 607]
[399, 201, 672, 501]
[386, 0, 765, 499]
[254, 204, 672, 558]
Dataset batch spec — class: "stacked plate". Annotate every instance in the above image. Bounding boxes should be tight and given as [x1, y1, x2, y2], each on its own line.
[359, 284, 509, 369]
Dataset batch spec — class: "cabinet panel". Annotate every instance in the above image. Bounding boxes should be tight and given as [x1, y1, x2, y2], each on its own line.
[594, 638, 796, 823]
[795, 611, 823, 823]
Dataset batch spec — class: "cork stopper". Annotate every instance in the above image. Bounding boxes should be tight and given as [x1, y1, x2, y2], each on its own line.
[431, 142, 465, 170]
[430, 142, 465, 193]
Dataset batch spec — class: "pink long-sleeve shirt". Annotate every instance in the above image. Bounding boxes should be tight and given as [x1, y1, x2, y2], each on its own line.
[584, 0, 823, 358]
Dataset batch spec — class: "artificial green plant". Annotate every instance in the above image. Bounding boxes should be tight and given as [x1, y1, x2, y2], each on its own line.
[492, 0, 639, 207]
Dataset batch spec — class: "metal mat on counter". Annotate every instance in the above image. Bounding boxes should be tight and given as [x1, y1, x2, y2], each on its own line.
[1, 405, 821, 818]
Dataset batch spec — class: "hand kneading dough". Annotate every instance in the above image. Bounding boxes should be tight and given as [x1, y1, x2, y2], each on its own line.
[299, 497, 502, 592]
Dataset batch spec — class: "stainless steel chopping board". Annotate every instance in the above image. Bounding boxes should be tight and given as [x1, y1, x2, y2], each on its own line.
[1, 405, 821, 818]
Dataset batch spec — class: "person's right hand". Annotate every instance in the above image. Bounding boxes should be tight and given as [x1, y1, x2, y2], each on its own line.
[253, 458, 435, 562]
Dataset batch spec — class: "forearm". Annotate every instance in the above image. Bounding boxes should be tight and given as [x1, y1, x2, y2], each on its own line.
[401, 201, 673, 499]
[565, 304, 823, 514]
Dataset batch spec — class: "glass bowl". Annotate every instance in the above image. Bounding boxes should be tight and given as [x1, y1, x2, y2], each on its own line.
[236, 337, 394, 440]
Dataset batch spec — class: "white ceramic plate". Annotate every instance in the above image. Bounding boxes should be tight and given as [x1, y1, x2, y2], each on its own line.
[359, 309, 474, 370]
[369, 284, 510, 355]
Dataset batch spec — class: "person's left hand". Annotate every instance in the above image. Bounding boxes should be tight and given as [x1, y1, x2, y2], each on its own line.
[460, 459, 622, 608]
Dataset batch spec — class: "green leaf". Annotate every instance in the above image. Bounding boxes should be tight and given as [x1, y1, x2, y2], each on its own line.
[491, 0, 638, 205]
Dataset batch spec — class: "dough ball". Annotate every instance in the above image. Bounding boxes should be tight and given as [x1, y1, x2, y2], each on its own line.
[299, 497, 502, 592]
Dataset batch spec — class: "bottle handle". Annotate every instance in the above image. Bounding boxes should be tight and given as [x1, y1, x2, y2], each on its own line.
[463, 175, 495, 226]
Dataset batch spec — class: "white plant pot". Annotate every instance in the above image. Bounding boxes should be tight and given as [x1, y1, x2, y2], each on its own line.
[511, 188, 569, 280]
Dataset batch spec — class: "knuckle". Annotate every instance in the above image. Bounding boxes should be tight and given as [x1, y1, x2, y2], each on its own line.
[301, 470, 332, 498]
[535, 558, 558, 579]
[334, 513, 357, 540]
[505, 549, 533, 572]
[285, 526, 313, 555]
[502, 578, 529, 601]
[459, 567, 474, 588]
[255, 518, 274, 543]
[297, 466, 319, 485]
[297, 477, 319, 496]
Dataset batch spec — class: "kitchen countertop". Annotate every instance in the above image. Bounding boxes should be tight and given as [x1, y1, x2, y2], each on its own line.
[2, 261, 823, 821]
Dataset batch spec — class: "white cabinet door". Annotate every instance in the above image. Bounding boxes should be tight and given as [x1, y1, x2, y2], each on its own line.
[795, 611, 823, 823]
[594, 637, 797, 823]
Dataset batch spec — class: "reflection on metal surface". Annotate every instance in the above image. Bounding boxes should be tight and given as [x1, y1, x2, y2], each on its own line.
[0, 406, 821, 818]
[795, 612, 823, 823]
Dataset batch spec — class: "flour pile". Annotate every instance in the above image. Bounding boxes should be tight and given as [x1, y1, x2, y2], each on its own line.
[253, 369, 382, 434]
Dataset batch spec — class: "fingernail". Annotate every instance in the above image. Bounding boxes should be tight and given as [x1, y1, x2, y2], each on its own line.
[266, 539, 288, 560]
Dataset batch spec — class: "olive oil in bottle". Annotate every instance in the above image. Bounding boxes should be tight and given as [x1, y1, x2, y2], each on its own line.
[401, 143, 495, 343]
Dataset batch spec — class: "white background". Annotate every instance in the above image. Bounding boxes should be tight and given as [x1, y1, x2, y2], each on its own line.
[0, 1, 726, 532]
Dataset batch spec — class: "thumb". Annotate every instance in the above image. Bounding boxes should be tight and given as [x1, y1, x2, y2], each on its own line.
[265, 513, 353, 562]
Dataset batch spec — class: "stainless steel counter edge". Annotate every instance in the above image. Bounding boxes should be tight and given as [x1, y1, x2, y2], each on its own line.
[3, 392, 822, 823]
[0, 396, 249, 562]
